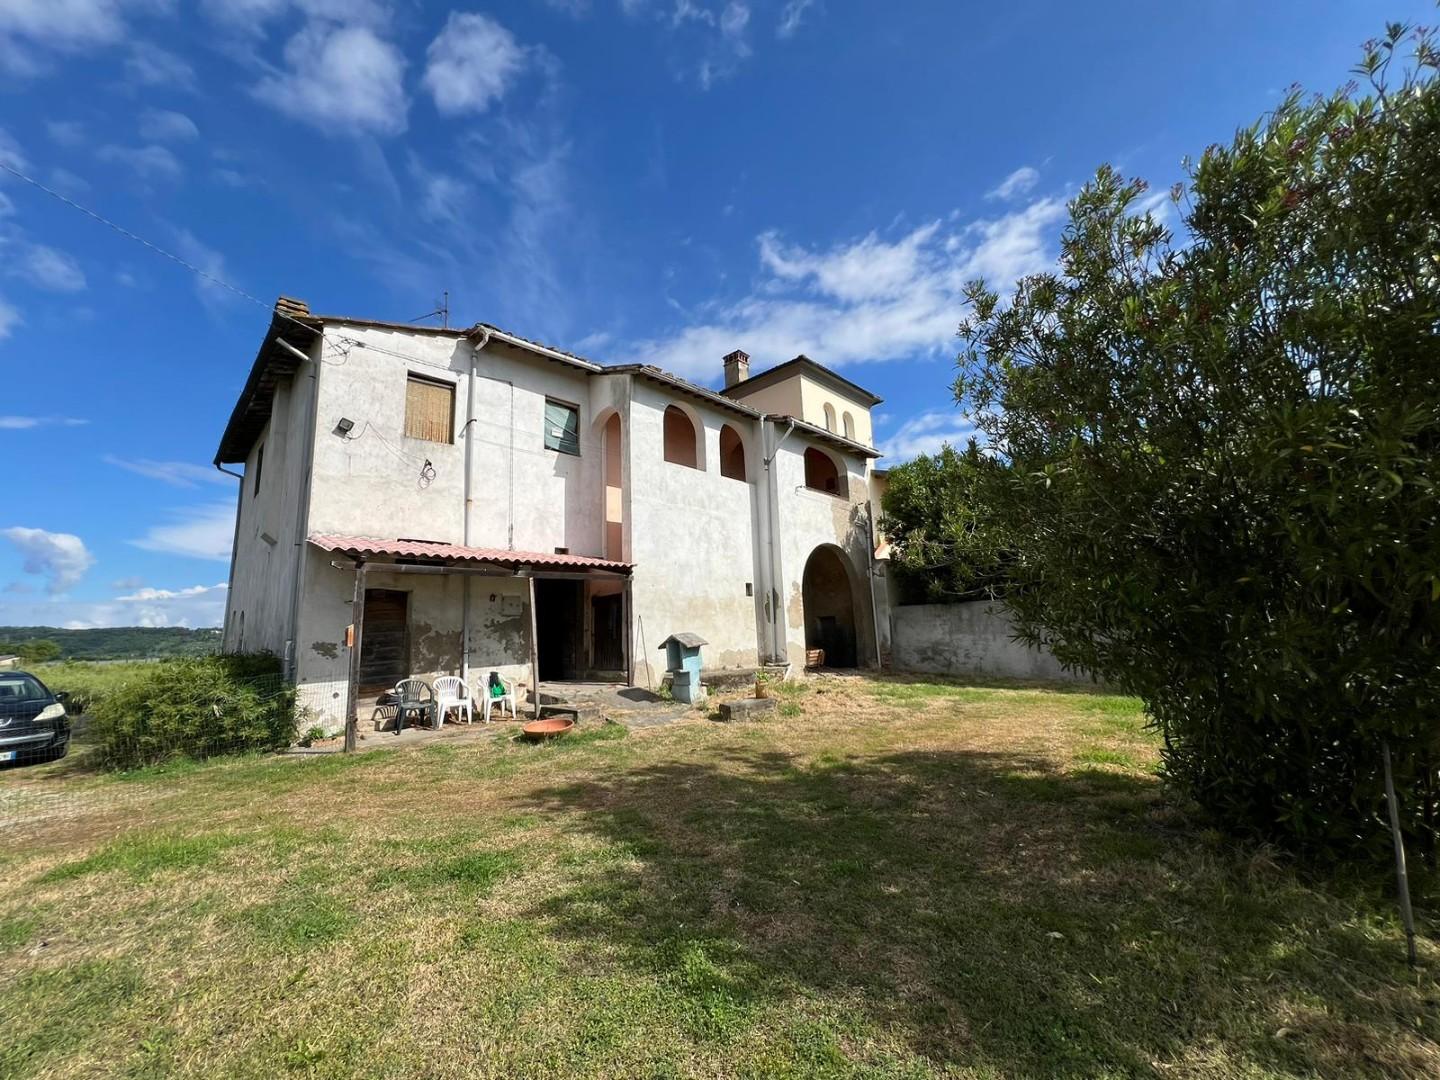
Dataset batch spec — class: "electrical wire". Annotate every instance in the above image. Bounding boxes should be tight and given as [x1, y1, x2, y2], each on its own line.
[2, 158, 358, 366]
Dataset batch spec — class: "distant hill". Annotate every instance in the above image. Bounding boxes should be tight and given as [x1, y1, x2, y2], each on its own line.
[0, 626, 223, 661]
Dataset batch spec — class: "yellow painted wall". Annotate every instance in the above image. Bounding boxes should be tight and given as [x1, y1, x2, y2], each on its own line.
[799, 376, 874, 446]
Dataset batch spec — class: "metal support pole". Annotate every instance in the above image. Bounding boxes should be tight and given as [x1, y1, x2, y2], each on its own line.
[528, 574, 541, 720]
[344, 561, 367, 753]
[624, 576, 635, 687]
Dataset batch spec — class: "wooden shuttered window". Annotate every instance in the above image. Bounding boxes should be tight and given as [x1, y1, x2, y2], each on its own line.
[404, 374, 455, 443]
[544, 399, 580, 456]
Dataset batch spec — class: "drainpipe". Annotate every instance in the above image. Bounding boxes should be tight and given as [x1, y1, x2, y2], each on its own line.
[863, 498, 885, 671]
[461, 328, 493, 689]
[215, 463, 243, 652]
[760, 418, 795, 664]
[281, 337, 321, 684]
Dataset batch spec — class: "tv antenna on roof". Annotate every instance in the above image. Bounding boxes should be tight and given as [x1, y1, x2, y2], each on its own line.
[410, 290, 450, 329]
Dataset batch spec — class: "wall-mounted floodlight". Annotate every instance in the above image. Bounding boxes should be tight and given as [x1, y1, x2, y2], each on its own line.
[335, 417, 355, 436]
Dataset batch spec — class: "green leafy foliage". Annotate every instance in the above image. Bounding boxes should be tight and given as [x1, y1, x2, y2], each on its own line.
[0, 626, 221, 661]
[88, 654, 296, 771]
[952, 27, 1440, 858]
[880, 441, 1016, 603]
[0, 638, 63, 663]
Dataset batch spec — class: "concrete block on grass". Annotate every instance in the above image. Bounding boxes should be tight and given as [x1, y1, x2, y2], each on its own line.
[717, 697, 779, 722]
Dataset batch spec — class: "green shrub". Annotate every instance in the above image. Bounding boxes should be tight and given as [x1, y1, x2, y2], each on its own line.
[88, 654, 296, 771]
[951, 27, 1440, 859]
[35, 661, 161, 718]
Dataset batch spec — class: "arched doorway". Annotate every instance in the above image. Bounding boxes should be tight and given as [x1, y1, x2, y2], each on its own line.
[801, 545, 858, 668]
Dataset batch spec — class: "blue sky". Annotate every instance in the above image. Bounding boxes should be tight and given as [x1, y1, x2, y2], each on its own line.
[0, 0, 1427, 629]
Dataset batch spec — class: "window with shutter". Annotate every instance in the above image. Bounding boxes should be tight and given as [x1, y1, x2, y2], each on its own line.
[404, 374, 455, 443]
[544, 399, 580, 456]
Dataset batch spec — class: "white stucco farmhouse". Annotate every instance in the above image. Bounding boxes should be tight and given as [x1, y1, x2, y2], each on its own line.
[215, 297, 891, 736]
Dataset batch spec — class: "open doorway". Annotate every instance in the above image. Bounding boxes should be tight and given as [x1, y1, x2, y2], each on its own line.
[801, 546, 858, 668]
[535, 579, 583, 680]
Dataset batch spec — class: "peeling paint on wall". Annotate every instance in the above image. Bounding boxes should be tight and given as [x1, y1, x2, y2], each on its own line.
[310, 641, 338, 659]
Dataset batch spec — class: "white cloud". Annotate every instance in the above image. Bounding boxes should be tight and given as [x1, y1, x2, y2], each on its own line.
[124, 41, 196, 89]
[105, 455, 231, 488]
[759, 222, 941, 303]
[138, 108, 199, 142]
[988, 165, 1040, 201]
[776, 0, 813, 38]
[116, 582, 228, 602]
[201, 0, 390, 33]
[254, 22, 408, 136]
[0, 0, 175, 76]
[629, 195, 1067, 381]
[2, 583, 229, 629]
[111, 576, 145, 590]
[130, 503, 236, 561]
[1, 526, 94, 593]
[0, 191, 12, 217]
[96, 143, 183, 181]
[17, 244, 86, 291]
[171, 228, 232, 309]
[46, 120, 85, 147]
[410, 161, 471, 225]
[881, 411, 980, 462]
[0, 416, 87, 429]
[48, 167, 88, 194]
[0, 295, 18, 339]
[423, 12, 527, 116]
[720, 1, 748, 36]
[0, 128, 29, 172]
[0, 0, 130, 52]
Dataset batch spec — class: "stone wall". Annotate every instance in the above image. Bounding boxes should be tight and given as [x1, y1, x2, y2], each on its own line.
[890, 601, 1089, 683]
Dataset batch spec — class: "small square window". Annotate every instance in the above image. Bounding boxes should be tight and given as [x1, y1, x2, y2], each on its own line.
[544, 399, 580, 456]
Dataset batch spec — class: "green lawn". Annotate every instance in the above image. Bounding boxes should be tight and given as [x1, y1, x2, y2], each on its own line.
[1, 676, 1435, 1078]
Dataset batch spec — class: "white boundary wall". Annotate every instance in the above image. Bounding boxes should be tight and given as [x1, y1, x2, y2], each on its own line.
[890, 601, 1090, 683]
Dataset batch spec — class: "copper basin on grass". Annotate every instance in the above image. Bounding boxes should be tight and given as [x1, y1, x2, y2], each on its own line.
[522, 717, 575, 740]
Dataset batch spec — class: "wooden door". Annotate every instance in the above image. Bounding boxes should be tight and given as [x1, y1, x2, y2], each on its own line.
[591, 593, 624, 672]
[360, 589, 409, 691]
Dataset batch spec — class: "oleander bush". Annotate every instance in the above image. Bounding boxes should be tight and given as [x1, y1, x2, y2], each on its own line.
[88, 654, 295, 770]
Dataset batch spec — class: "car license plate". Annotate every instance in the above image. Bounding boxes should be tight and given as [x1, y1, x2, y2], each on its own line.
[0, 751, 15, 762]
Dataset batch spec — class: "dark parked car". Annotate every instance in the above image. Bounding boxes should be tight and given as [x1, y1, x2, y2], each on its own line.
[0, 670, 70, 766]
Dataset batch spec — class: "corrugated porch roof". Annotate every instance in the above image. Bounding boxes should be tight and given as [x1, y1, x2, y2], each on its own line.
[309, 534, 633, 573]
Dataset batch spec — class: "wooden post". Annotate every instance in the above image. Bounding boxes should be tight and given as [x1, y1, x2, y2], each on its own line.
[1383, 740, 1418, 966]
[344, 561, 367, 753]
[528, 574, 541, 719]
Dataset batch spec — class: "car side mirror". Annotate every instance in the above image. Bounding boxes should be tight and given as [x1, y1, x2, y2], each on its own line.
[55, 691, 70, 706]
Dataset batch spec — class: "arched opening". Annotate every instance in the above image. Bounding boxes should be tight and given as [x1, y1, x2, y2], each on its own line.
[802, 545, 858, 668]
[719, 424, 746, 481]
[599, 410, 623, 560]
[822, 402, 836, 432]
[842, 411, 855, 440]
[803, 446, 845, 497]
[663, 405, 699, 468]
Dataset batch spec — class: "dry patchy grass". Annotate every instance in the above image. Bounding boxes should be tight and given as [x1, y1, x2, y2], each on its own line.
[1, 674, 1435, 1078]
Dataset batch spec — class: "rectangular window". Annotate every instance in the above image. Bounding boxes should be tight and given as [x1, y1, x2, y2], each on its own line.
[404, 373, 455, 443]
[253, 443, 264, 496]
[543, 399, 580, 456]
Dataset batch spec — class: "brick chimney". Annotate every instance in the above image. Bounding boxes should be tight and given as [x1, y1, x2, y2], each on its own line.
[723, 349, 750, 388]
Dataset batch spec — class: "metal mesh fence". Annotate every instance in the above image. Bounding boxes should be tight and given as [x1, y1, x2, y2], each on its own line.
[1, 664, 337, 842]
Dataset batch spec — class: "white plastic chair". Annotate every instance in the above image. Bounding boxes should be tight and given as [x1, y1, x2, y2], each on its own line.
[481, 674, 516, 723]
[432, 676, 473, 726]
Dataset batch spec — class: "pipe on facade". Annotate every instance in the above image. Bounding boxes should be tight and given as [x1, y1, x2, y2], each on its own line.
[284, 339, 322, 681]
[759, 418, 793, 663]
[460, 327, 493, 688]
